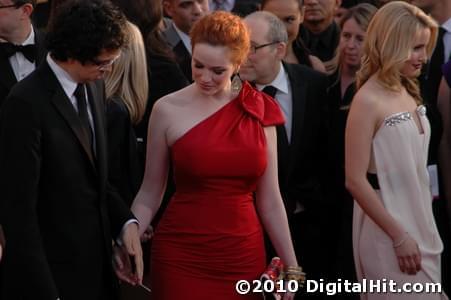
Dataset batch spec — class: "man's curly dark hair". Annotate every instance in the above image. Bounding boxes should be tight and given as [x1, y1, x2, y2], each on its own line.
[46, 0, 127, 64]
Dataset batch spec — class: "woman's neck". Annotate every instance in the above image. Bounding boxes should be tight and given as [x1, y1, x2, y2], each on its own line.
[284, 42, 299, 64]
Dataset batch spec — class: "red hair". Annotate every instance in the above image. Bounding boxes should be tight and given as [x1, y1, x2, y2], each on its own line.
[190, 11, 250, 66]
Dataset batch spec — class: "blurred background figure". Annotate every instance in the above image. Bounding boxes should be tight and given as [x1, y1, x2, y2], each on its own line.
[334, 0, 380, 24]
[261, 0, 326, 73]
[111, 0, 189, 164]
[300, 0, 341, 68]
[104, 21, 148, 208]
[162, 0, 209, 82]
[325, 4, 377, 299]
[0, 0, 46, 107]
[412, 0, 451, 294]
[209, 0, 234, 11]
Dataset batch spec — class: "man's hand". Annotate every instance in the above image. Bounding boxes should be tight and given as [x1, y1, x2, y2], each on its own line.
[113, 223, 143, 285]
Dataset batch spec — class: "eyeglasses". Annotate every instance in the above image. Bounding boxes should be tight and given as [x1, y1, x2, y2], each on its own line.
[0, 3, 19, 9]
[250, 41, 280, 54]
[90, 54, 120, 70]
[0, 1, 26, 9]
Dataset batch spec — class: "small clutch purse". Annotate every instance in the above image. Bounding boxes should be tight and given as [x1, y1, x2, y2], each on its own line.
[260, 257, 306, 300]
[260, 257, 285, 300]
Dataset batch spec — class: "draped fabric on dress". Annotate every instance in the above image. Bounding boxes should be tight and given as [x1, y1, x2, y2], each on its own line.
[353, 106, 448, 299]
[150, 82, 285, 299]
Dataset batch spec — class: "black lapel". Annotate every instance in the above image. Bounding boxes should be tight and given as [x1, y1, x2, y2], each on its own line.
[0, 56, 17, 91]
[40, 62, 97, 169]
[283, 62, 307, 159]
[173, 41, 192, 82]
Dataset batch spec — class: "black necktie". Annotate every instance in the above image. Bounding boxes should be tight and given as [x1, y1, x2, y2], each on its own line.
[262, 85, 278, 98]
[74, 84, 93, 152]
[0, 42, 36, 63]
[262, 85, 290, 144]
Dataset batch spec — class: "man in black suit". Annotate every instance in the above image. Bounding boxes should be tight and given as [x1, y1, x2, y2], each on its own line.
[162, 0, 209, 82]
[0, 1, 143, 299]
[0, 0, 45, 288]
[241, 11, 329, 298]
[300, 0, 341, 64]
[0, 0, 46, 107]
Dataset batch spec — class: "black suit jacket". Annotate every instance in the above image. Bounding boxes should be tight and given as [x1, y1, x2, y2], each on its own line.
[162, 21, 193, 82]
[0, 62, 133, 300]
[0, 29, 47, 108]
[277, 63, 329, 216]
[106, 96, 142, 206]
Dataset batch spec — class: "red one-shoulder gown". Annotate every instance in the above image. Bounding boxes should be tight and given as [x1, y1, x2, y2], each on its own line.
[150, 82, 285, 299]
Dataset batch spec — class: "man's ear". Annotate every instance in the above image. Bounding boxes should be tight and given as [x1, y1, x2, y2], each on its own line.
[21, 3, 34, 20]
[275, 42, 287, 60]
[163, 0, 174, 18]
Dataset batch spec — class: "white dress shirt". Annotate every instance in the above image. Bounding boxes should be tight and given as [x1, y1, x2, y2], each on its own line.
[173, 23, 192, 55]
[46, 54, 138, 238]
[209, 0, 235, 11]
[9, 25, 36, 81]
[46, 54, 95, 130]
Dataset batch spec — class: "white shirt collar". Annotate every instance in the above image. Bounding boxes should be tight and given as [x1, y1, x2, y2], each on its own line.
[46, 54, 78, 99]
[256, 62, 289, 94]
[209, 0, 235, 11]
[173, 23, 192, 55]
[442, 18, 451, 33]
[21, 25, 35, 46]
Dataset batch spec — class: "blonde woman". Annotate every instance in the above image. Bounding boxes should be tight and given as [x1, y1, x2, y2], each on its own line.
[105, 21, 148, 206]
[345, 2, 447, 299]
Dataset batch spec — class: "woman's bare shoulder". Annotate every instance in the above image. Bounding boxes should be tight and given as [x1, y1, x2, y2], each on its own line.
[153, 84, 195, 117]
[349, 79, 391, 128]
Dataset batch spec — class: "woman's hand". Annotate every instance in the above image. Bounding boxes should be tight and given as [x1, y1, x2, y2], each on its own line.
[394, 234, 421, 275]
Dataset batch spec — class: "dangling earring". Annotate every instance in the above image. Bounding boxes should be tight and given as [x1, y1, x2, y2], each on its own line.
[231, 73, 242, 93]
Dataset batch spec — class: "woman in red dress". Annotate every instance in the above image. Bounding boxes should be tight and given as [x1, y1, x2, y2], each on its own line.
[131, 11, 300, 300]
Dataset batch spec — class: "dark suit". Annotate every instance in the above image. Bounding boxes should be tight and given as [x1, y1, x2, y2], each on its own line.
[273, 63, 329, 296]
[277, 63, 328, 216]
[106, 96, 142, 207]
[0, 29, 47, 107]
[0, 61, 133, 300]
[162, 20, 193, 82]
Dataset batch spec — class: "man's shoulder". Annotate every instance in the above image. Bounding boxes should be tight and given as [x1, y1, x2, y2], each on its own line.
[284, 62, 327, 85]
[161, 19, 181, 48]
[7, 64, 52, 105]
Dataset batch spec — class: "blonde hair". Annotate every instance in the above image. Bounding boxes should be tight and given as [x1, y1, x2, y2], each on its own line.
[105, 21, 148, 124]
[356, 1, 438, 103]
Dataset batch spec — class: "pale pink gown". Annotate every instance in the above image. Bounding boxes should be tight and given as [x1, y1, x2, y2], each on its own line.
[353, 105, 448, 299]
